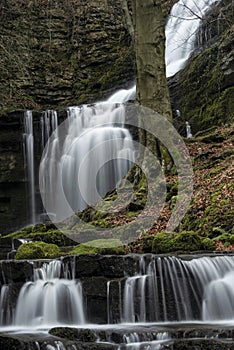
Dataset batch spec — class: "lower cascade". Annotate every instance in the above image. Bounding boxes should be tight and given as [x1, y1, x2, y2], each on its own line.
[1, 255, 234, 349]
[14, 260, 85, 327]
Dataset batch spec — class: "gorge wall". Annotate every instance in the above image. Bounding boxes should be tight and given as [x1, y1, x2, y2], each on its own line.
[0, 0, 134, 114]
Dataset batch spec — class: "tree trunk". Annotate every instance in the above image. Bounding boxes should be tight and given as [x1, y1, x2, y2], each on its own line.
[135, 0, 172, 121]
[134, 0, 172, 165]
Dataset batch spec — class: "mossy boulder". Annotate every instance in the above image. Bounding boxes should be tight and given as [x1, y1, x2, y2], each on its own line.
[141, 231, 216, 254]
[15, 241, 60, 260]
[5, 224, 75, 247]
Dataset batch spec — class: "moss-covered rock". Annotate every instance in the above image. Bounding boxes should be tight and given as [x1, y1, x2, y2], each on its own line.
[5, 223, 75, 247]
[140, 231, 216, 254]
[15, 241, 60, 260]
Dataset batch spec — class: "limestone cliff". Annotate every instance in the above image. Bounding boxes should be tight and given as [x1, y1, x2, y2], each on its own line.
[0, 0, 134, 115]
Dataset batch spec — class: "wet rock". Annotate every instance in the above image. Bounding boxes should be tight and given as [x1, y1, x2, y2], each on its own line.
[0, 260, 33, 284]
[0, 238, 22, 260]
[49, 327, 98, 342]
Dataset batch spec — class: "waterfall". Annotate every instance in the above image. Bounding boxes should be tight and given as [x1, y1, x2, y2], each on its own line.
[119, 255, 234, 323]
[14, 260, 85, 327]
[39, 95, 135, 221]
[23, 110, 36, 225]
[0, 285, 11, 326]
[1, 255, 234, 348]
[40, 110, 58, 150]
[118, 332, 170, 350]
[165, 0, 220, 77]
[202, 271, 234, 320]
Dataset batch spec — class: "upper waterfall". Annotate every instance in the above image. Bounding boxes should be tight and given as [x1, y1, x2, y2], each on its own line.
[40, 94, 135, 221]
[165, 0, 220, 77]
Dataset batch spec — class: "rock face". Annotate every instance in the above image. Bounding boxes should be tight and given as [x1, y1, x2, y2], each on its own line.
[0, 0, 134, 114]
[0, 111, 43, 233]
[169, 0, 234, 134]
[0, 112, 28, 233]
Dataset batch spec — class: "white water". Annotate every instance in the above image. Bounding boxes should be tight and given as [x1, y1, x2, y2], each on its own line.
[0, 285, 11, 326]
[202, 271, 234, 320]
[23, 110, 36, 224]
[40, 97, 135, 221]
[1, 255, 234, 348]
[40, 110, 58, 150]
[166, 0, 220, 77]
[122, 332, 171, 350]
[14, 260, 85, 327]
[119, 255, 234, 323]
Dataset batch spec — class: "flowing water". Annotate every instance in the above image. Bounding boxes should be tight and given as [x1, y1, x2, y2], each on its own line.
[23, 110, 36, 225]
[40, 110, 58, 151]
[1, 255, 234, 349]
[14, 260, 85, 328]
[165, 0, 220, 77]
[39, 97, 135, 222]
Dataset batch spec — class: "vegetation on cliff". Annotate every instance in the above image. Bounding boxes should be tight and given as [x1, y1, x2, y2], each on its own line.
[5, 123, 233, 258]
[170, 0, 234, 133]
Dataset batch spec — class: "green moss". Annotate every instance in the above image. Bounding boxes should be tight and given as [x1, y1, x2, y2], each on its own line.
[28, 230, 75, 247]
[209, 166, 223, 176]
[5, 223, 75, 247]
[15, 241, 60, 260]
[49, 327, 79, 341]
[71, 238, 125, 255]
[126, 211, 140, 218]
[212, 226, 234, 246]
[181, 178, 234, 235]
[5, 226, 33, 239]
[141, 231, 216, 254]
[201, 237, 217, 250]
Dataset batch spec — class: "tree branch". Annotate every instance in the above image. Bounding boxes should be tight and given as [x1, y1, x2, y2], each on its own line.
[122, 0, 134, 41]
